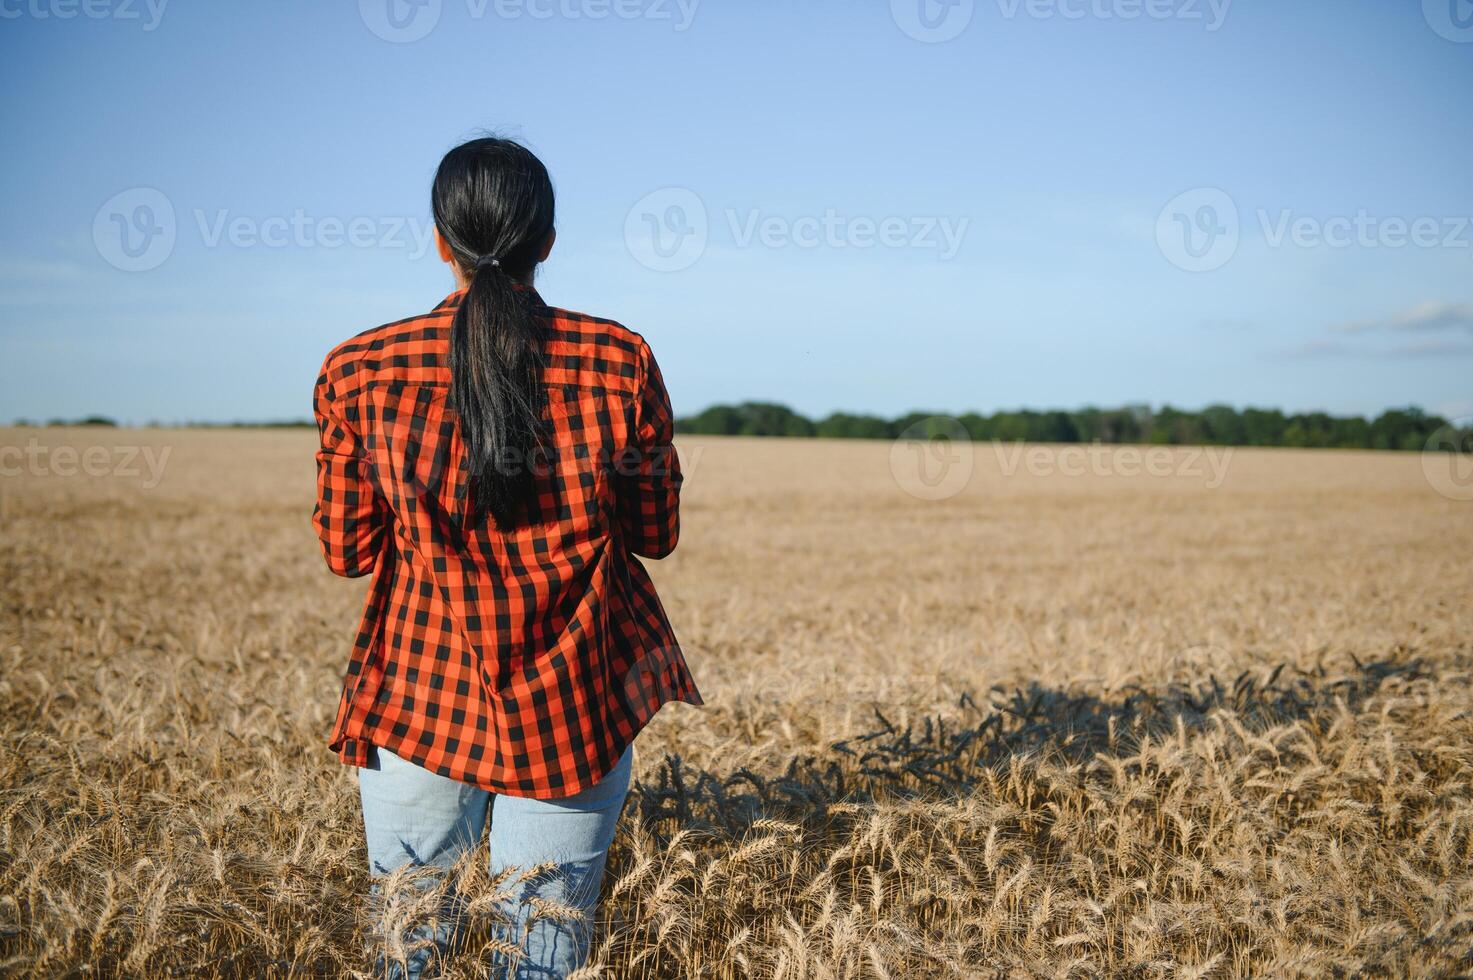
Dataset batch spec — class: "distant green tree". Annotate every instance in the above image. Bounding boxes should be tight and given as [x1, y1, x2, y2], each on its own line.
[1095, 409, 1144, 444]
[1333, 416, 1371, 449]
[1200, 404, 1245, 445]
[1371, 408, 1427, 451]
[673, 402, 1465, 453]
[1150, 406, 1205, 445]
[735, 402, 814, 437]
[45, 416, 117, 427]
[815, 413, 895, 439]
[1032, 411, 1079, 443]
[1241, 408, 1287, 447]
[677, 405, 744, 435]
[1068, 407, 1102, 443]
[890, 412, 939, 437]
[958, 412, 992, 441]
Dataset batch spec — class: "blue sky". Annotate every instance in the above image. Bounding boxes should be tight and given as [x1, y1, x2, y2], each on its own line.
[2, 0, 1471, 424]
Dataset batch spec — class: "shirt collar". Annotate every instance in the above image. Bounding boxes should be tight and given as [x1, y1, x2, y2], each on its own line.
[434, 281, 544, 313]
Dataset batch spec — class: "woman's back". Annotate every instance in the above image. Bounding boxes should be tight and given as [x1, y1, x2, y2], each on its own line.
[313, 286, 702, 798]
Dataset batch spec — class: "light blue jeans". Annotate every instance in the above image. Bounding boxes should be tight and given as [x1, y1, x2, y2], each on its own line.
[357, 744, 633, 979]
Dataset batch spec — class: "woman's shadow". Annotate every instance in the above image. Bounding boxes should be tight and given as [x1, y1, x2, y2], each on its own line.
[628, 652, 1430, 841]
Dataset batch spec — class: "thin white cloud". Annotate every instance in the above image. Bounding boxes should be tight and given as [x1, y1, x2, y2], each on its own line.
[1277, 337, 1473, 360]
[1333, 301, 1473, 335]
[1383, 339, 1473, 357]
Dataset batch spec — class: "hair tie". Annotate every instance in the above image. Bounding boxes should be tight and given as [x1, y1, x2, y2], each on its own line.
[475, 254, 501, 270]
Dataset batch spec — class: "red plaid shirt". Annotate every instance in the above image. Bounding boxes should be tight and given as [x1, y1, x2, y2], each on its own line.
[313, 286, 702, 798]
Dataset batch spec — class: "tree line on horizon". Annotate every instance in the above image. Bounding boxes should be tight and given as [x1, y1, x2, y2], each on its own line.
[676, 402, 1471, 452]
[15, 404, 1470, 453]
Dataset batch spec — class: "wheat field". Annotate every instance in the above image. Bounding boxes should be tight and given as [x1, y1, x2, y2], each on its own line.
[1, 427, 1471, 977]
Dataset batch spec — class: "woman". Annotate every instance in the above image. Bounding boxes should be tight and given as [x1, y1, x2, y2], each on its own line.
[311, 136, 703, 978]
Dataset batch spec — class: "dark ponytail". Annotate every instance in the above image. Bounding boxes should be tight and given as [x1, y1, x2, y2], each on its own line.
[431, 137, 556, 526]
